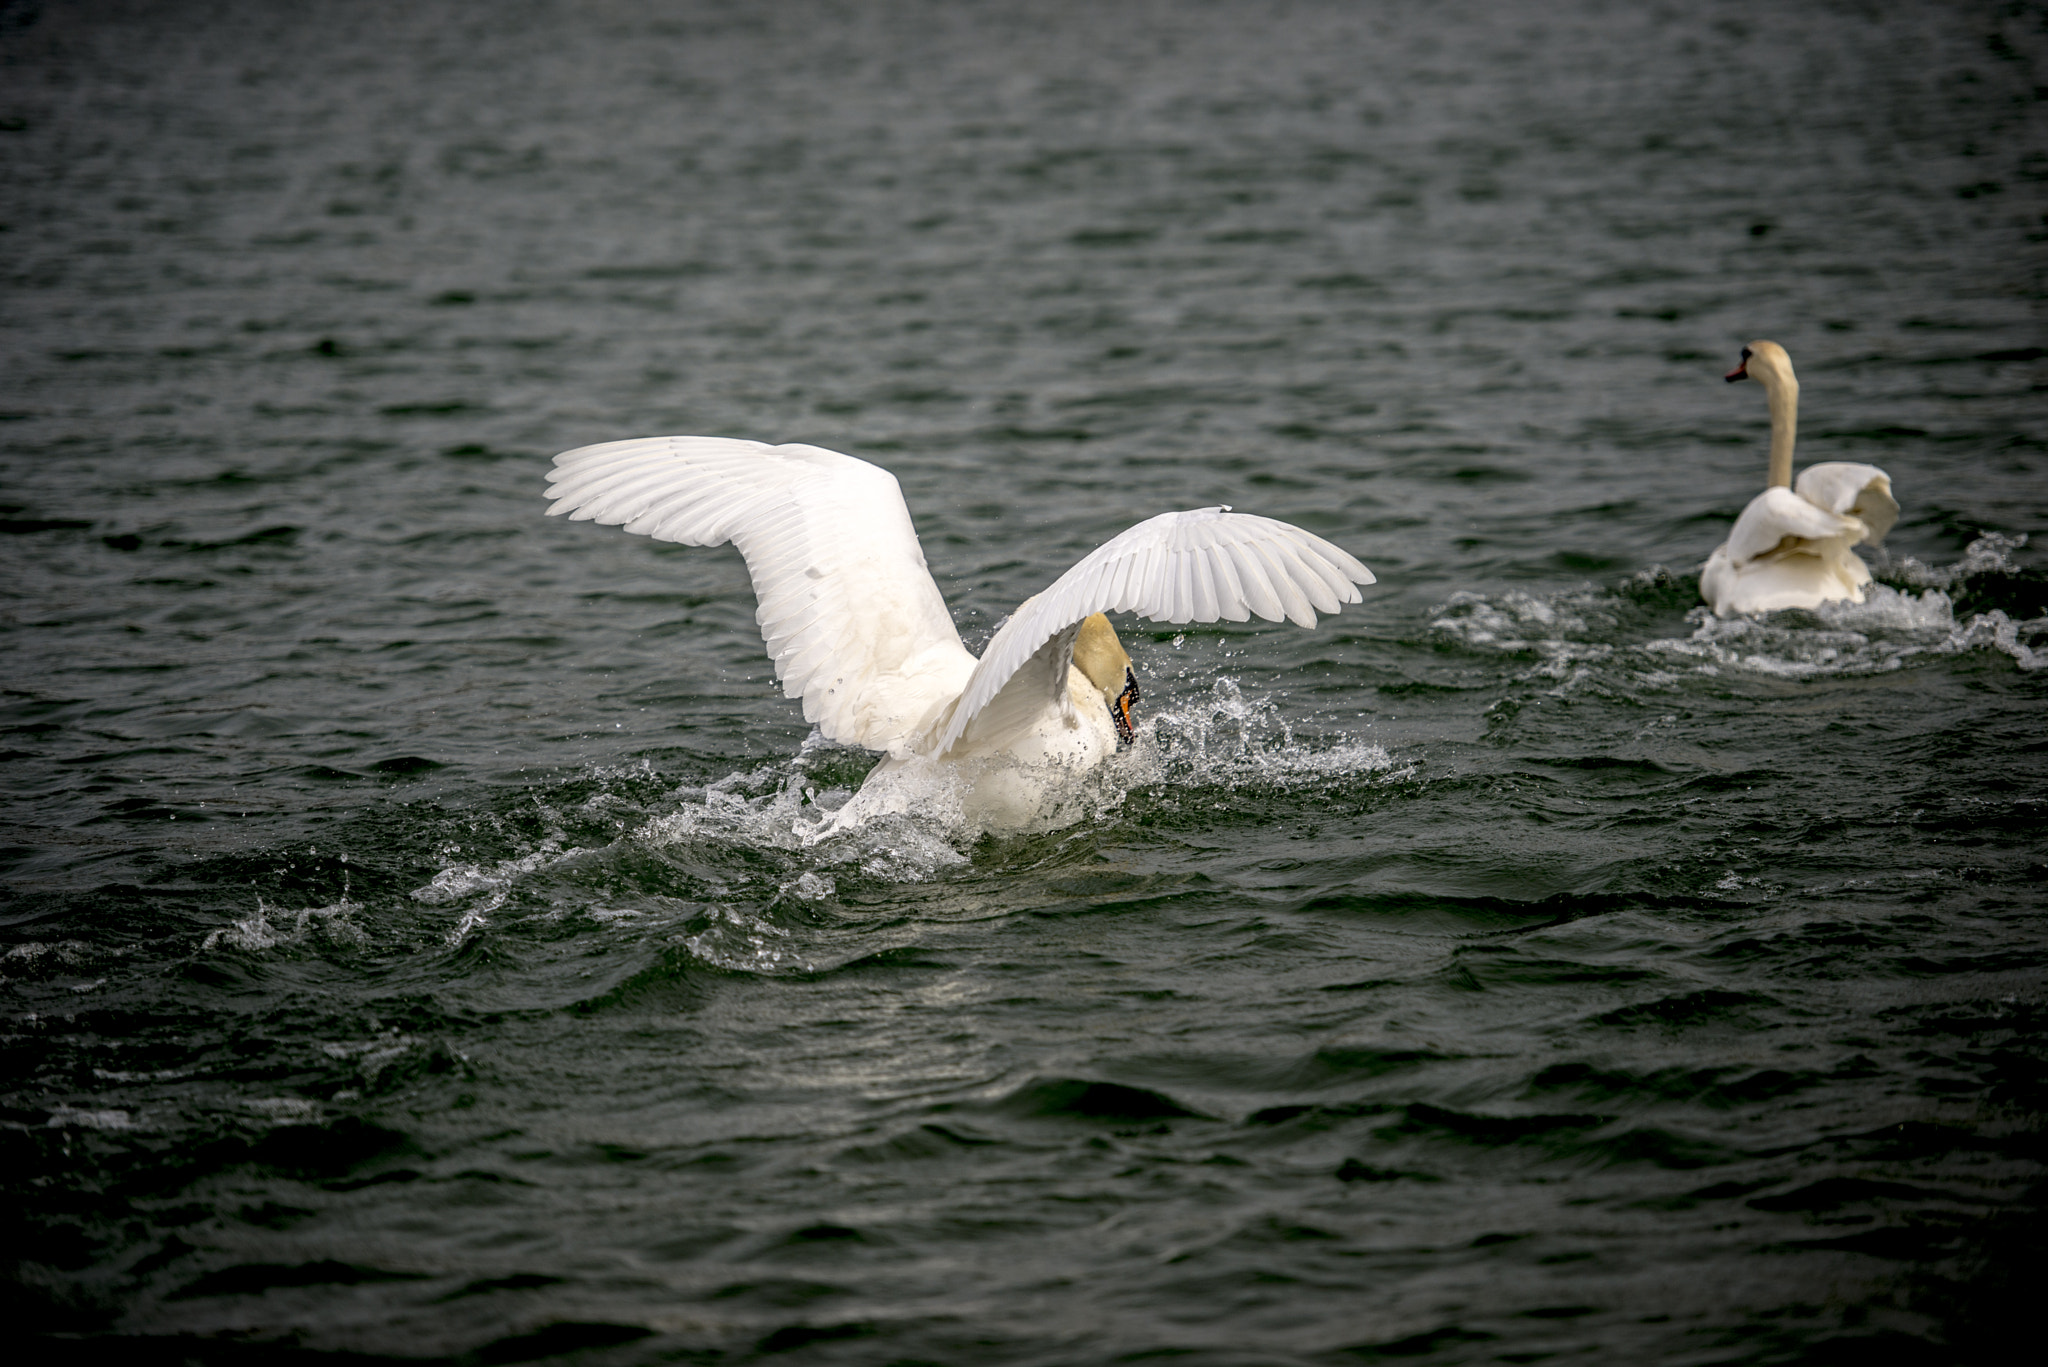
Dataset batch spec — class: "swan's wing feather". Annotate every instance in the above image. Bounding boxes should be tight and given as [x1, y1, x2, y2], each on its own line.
[546, 436, 974, 754]
[934, 508, 1373, 754]
[953, 621, 1084, 751]
[1225, 541, 1284, 621]
[1723, 485, 1866, 566]
[1794, 462, 1897, 544]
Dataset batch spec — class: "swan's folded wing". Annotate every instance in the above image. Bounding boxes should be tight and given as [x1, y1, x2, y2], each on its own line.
[950, 617, 1085, 753]
[1793, 462, 1897, 544]
[933, 508, 1373, 755]
[546, 436, 974, 755]
[1724, 485, 1867, 566]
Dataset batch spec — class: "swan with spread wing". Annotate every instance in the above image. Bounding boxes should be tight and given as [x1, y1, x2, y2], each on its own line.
[544, 436, 1375, 831]
[1702, 341, 1899, 616]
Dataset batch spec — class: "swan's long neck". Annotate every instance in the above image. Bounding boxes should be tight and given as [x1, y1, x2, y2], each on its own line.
[1765, 374, 1798, 489]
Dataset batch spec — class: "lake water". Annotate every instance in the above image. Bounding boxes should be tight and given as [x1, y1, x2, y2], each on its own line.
[4, 1, 2047, 1362]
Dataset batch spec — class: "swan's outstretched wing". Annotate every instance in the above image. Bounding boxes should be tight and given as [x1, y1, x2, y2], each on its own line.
[1794, 462, 1897, 544]
[933, 508, 1373, 755]
[545, 436, 975, 756]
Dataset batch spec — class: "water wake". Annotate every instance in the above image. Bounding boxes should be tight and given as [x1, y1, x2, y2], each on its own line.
[1430, 534, 2045, 681]
[365, 676, 1410, 975]
[1649, 588, 2045, 678]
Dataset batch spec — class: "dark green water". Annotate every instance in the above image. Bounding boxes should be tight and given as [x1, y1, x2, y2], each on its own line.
[5, 1, 2047, 1362]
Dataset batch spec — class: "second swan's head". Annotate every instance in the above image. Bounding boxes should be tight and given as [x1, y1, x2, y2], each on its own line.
[1073, 612, 1140, 746]
[1725, 339, 1796, 391]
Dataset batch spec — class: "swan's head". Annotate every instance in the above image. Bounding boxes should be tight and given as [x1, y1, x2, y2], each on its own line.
[1725, 339, 1795, 391]
[1072, 612, 1140, 746]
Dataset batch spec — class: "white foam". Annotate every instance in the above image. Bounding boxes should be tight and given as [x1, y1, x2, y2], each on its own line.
[1430, 587, 1590, 646]
[1, 941, 94, 975]
[93, 1067, 185, 1083]
[1944, 608, 2048, 672]
[46, 1106, 133, 1131]
[244, 1097, 321, 1123]
[319, 1033, 418, 1079]
[1427, 587, 1621, 686]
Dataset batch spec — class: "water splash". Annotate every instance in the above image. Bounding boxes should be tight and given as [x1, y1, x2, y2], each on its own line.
[1428, 587, 1620, 679]
[410, 842, 571, 946]
[1942, 607, 2048, 672]
[200, 897, 369, 953]
[679, 903, 812, 973]
[650, 681, 1403, 853]
[1135, 677, 1405, 790]
[1893, 530, 2029, 591]
[637, 751, 976, 880]
[383, 680, 1404, 973]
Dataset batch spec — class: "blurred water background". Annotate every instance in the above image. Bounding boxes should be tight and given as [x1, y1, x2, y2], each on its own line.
[4, 0, 2047, 1362]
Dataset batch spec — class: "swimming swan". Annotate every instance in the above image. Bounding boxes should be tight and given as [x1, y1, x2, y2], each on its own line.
[544, 436, 1375, 831]
[1701, 341, 1898, 616]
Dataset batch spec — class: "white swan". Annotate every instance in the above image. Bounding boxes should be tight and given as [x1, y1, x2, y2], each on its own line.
[1700, 340, 1899, 616]
[544, 436, 1375, 831]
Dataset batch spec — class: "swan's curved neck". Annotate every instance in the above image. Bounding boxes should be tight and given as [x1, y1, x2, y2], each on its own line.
[1765, 375, 1798, 488]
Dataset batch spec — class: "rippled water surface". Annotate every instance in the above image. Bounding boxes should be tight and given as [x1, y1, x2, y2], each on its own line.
[5, 1, 2048, 1362]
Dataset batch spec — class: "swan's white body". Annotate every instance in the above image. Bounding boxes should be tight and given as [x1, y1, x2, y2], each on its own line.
[1699, 470, 1894, 614]
[1702, 341, 1898, 617]
[544, 436, 1374, 831]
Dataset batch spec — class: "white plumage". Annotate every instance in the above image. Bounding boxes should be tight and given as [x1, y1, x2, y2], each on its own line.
[1701, 342, 1899, 617]
[545, 436, 1375, 831]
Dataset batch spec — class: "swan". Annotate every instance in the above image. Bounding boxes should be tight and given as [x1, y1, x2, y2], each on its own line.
[544, 436, 1375, 831]
[1700, 341, 1899, 616]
